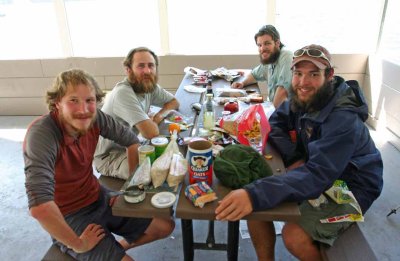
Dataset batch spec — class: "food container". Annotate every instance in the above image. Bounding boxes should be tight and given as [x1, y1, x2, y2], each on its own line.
[123, 186, 146, 204]
[188, 140, 213, 185]
[138, 145, 156, 165]
[151, 136, 169, 159]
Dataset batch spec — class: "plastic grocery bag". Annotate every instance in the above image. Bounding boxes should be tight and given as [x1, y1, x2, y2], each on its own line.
[150, 132, 180, 188]
[236, 104, 271, 153]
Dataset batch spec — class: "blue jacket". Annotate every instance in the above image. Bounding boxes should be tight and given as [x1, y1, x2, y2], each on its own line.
[244, 77, 383, 213]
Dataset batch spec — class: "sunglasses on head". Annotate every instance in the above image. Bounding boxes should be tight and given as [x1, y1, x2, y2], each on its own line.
[294, 48, 331, 66]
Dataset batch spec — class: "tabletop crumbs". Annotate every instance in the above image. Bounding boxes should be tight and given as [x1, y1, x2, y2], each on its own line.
[264, 154, 273, 160]
[276, 168, 281, 172]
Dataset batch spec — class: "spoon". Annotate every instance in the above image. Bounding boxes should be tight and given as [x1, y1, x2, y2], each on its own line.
[108, 186, 144, 197]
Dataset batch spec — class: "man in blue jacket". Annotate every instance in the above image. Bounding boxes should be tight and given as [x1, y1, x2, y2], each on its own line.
[216, 44, 383, 260]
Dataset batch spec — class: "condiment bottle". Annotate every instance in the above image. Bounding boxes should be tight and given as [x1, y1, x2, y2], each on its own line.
[206, 79, 213, 95]
[203, 93, 215, 130]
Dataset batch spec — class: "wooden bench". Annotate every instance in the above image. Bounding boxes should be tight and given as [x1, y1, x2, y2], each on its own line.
[42, 244, 75, 261]
[320, 223, 377, 261]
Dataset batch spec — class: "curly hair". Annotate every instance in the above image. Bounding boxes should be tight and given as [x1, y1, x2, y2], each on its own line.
[123, 47, 159, 69]
[254, 25, 285, 48]
[46, 69, 105, 111]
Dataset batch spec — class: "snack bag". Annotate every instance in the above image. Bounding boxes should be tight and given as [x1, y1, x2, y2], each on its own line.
[166, 153, 188, 188]
[236, 104, 271, 153]
[315, 180, 364, 224]
[150, 132, 180, 188]
[131, 156, 151, 186]
[185, 182, 217, 208]
[325, 180, 363, 215]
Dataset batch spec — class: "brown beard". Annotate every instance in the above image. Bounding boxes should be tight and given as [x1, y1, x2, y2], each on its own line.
[260, 46, 280, 65]
[58, 111, 96, 137]
[290, 79, 335, 113]
[128, 71, 158, 94]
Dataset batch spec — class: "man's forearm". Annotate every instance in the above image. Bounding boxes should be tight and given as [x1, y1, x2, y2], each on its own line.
[241, 75, 256, 86]
[154, 98, 180, 124]
[272, 86, 288, 108]
[127, 143, 140, 174]
[30, 201, 83, 250]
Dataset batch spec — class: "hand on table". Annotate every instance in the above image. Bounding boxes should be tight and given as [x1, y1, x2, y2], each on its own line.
[231, 82, 244, 89]
[215, 189, 253, 221]
[72, 224, 105, 253]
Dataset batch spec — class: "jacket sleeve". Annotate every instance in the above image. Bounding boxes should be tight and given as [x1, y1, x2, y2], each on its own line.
[245, 110, 361, 211]
[268, 102, 304, 166]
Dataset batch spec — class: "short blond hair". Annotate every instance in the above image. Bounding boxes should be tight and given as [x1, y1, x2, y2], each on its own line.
[46, 69, 105, 111]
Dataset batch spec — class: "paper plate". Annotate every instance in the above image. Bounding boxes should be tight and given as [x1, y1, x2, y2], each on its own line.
[151, 192, 176, 208]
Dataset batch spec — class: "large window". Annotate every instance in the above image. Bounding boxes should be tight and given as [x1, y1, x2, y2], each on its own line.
[378, 0, 400, 64]
[0, 0, 63, 60]
[167, 0, 267, 55]
[276, 0, 383, 54]
[65, 0, 160, 57]
[0, 0, 398, 60]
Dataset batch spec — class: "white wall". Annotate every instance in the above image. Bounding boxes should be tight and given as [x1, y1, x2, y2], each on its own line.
[0, 54, 367, 116]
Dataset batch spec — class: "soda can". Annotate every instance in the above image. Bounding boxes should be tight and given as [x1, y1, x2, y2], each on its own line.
[151, 136, 169, 159]
[188, 140, 213, 185]
[138, 145, 156, 165]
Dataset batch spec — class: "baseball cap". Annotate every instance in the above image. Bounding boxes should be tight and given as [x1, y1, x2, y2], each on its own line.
[291, 44, 332, 69]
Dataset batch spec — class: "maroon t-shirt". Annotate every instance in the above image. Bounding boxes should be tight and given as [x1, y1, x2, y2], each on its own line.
[23, 109, 139, 216]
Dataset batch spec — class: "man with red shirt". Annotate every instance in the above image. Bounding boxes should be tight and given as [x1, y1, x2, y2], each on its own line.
[23, 69, 174, 260]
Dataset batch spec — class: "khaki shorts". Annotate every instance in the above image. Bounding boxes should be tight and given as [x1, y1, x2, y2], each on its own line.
[298, 197, 359, 246]
[94, 150, 131, 180]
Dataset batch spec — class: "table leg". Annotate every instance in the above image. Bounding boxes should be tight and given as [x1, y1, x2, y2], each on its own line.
[206, 221, 216, 248]
[227, 221, 239, 261]
[181, 219, 194, 261]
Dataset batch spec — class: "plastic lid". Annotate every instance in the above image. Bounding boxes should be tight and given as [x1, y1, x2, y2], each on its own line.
[151, 192, 176, 208]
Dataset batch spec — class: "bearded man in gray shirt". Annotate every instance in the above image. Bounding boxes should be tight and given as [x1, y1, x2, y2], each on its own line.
[94, 47, 179, 180]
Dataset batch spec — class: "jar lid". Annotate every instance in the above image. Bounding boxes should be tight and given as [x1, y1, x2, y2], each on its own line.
[151, 192, 176, 208]
[151, 136, 169, 146]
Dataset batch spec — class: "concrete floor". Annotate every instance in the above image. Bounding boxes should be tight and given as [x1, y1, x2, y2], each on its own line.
[0, 116, 399, 261]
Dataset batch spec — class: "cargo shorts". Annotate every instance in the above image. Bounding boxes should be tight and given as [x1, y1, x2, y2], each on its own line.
[297, 197, 359, 246]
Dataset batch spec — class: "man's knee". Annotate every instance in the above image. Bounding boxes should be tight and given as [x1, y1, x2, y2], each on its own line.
[149, 218, 175, 239]
[282, 223, 318, 257]
[282, 223, 305, 250]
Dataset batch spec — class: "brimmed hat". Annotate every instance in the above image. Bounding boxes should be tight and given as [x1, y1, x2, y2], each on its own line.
[214, 144, 273, 189]
[292, 44, 332, 69]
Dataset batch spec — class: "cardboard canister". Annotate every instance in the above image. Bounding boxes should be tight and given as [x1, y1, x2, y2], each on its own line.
[188, 140, 213, 185]
[138, 145, 156, 165]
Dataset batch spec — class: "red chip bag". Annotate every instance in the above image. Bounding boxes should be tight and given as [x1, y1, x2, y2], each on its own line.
[236, 104, 271, 153]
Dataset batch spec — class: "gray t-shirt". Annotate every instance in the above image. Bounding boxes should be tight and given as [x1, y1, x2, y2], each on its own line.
[95, 79, 174, 158]
[251, 48, 293, 102]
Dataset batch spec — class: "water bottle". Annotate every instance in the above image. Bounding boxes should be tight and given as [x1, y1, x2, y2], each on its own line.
[203, 93, 215, 130]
